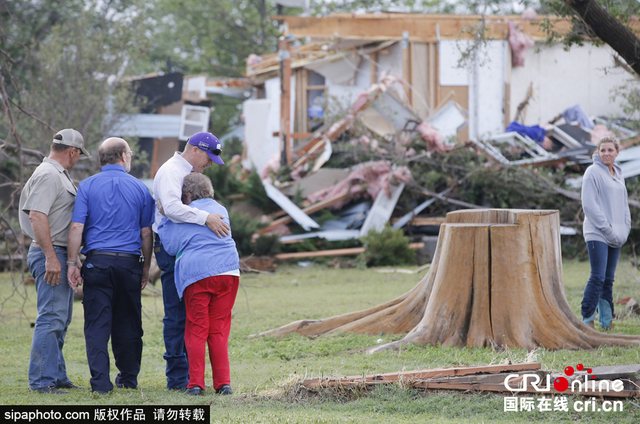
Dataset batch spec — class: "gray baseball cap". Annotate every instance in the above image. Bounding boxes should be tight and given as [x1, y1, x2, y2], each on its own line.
[53, 129, 91, 157]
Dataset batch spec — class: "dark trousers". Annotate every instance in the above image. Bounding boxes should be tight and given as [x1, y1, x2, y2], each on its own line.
[581, 240, 620, 326]
[154, 235, 189, 389]
[81, 254, 144, 393]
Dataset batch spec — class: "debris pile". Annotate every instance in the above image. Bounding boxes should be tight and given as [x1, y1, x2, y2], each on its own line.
[231, 71, 639, 263]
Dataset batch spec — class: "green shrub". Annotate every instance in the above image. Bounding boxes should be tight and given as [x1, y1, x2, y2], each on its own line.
[360, 224, 416, 267]
[240, 169, 279, 214]
[229, 211, 281, 257]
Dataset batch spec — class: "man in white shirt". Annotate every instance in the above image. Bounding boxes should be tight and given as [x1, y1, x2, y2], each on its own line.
[153, 132, 230, 390]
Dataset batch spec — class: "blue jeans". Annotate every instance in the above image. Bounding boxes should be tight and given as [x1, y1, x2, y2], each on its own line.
[581, 241, 620, 328]
[154, 235, 189, 389]
[27, 246, 74, 390]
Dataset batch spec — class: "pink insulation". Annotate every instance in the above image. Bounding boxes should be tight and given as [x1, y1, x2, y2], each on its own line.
[508, 21, 534, 68]
[521, 8, 538, 20]
[260, 152, 281, 180]
[306, 161, 411, 209]
[415, 122, 450, 152]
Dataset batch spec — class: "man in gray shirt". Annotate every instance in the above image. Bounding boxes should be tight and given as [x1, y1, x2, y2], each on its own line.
[19, 129, 90, 394]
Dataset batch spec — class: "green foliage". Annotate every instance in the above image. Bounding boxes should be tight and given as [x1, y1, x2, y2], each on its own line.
[251, 233, 281, 257]
[229, 211, 260, 257]
[240, 169, 279, 214]
[221, 136, 244, 161]
[360, 224, 416, 267]
[0, 1, 148, 177]
[311, 209, 341, 226]
[209, 94, 245, 139]
[203, 161, 245, 206]
[622, 177, 640, 261]
[280, 238, 361, 255]
[611, 82, 640, 131]
[0, 158, 20, 181]
[540, 0, 640, 49]
[229, 211, 280, 257]
[146, 0, 282, 76]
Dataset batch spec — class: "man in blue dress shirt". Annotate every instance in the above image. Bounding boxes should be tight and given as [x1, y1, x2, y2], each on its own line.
[67, 137, 154, 394]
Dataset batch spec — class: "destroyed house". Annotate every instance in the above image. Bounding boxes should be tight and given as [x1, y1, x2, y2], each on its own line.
[243, 13, 638, 174]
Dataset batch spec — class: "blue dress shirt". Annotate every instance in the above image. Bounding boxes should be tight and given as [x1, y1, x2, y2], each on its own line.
[72, 164, 154, 255]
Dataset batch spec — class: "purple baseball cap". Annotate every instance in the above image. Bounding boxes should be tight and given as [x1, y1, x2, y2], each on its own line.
[188, 132, 224, 165]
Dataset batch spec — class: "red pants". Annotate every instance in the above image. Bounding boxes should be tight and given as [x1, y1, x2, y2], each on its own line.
[183, 275, 239, 390]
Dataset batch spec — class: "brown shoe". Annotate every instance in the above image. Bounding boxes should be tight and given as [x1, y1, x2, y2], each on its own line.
[588, 321, 595, 329]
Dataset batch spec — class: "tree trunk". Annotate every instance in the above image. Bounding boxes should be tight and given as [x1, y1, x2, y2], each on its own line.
[253, 209, 640, 352]
[565, 0, 640, 75]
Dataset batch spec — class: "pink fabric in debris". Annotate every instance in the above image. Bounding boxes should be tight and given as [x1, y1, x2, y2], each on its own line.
[260, 152, 281, 180]
[521, 8, 537, 20]
[351, 73, 402, 113]
[590, 125, 616, 144]
[306, 161, 411, 209]
[508, 21, 534, 68]
[415, 122, 450, 152]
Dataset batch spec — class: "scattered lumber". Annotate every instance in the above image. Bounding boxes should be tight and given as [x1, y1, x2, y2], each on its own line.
[240, 256, 277, 273]
[301, 362, 640, 398]
[391, 217, 446, 227]
[275, 243, 425, 260]
[303, 363, 541, 389]
[260, 192, 352, 234]
[374, 263, 431, 274]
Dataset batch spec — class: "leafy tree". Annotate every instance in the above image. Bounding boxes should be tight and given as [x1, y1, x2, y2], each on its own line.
[1, 1, 151, 158]
[540, 0, 640, 76]
[146, 0, 282, 76]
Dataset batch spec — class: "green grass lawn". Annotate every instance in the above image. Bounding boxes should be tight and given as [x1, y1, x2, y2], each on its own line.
[1, 259, 640, 423]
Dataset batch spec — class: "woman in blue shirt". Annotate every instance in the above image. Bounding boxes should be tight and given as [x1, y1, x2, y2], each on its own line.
[158, 173, 240, 396]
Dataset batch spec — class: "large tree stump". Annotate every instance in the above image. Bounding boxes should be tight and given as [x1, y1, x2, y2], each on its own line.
[254, 210, 640, 351]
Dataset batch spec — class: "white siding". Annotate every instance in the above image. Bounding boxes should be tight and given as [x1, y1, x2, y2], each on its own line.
[510, 43, 636, 126]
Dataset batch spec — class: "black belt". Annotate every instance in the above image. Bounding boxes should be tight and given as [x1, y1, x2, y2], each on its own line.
[88, 250, 144, 263]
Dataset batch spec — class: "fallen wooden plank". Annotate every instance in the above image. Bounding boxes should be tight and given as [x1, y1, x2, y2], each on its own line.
[392, 217, 446, 227]
[414, 380, 640, 398]
[303, 363, 541, 388]
[279, 230, 361, 244]
[374, 263, 431, 274]
[276, 242, 424, 260]
[260, 191, 352, 234]
[263, 182, 319, 231]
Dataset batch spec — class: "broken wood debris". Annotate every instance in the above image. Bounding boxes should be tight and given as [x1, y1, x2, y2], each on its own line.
[240, 256, 277, 273]
[260, 191, 352, 235]
[262, 181, 319, 231]
[301, 362, 640, 398]
[391, 217, 446, 227]
[615, 297, 640, 315]
[275, 243, 424, 260]
[374, 263, 431, 274]
[303, 363, 541, 388]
